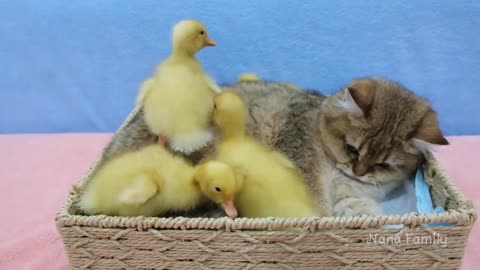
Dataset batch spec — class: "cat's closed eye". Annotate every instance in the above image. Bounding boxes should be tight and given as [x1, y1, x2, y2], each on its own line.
[346, 143, 359, 157]
[374, 163, 391, 170]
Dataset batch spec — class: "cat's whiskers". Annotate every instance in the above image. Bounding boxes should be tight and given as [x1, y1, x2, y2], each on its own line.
[327, 167, 342, 184]
[375, 182, 386, 197]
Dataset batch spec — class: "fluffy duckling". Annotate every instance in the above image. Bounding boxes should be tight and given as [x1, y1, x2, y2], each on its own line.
[237, 72, 261, 83]
[211, 91, 317, 218]
[138, 19, 221, 153]
[78, 145, 238, 218]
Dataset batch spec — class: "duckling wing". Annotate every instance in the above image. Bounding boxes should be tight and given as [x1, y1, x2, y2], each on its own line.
[118, 174, 159, 206]
[136, 78, 155, 105]
[204, 74, 222, 93]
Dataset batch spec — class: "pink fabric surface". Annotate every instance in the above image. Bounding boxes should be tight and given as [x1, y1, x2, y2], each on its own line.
[0, 134, 112, 270]
[0, 133, 477, 270]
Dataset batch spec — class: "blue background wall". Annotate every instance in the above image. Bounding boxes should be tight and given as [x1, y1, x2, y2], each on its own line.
[1, 0, 479, 135]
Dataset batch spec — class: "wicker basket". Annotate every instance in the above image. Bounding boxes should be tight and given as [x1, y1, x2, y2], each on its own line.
[56, 107, 477, 270]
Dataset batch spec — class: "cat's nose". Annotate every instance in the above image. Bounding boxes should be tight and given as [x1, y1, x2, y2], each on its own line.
[353, 163, 369, 176]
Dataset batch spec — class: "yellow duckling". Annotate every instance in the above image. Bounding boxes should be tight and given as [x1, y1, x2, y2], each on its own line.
[78, 145, 238, 218]
[138, 19, 221, 152]
[211, 91, 317, 218]
[237, 72, 261, 83]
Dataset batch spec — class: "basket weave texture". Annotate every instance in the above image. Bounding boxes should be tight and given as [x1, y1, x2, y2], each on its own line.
[56, 107, 477, 270]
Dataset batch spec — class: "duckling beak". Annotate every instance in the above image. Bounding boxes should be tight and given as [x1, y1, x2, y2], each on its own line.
[205, 38, 216, 46]
[221, 199, 237, 218]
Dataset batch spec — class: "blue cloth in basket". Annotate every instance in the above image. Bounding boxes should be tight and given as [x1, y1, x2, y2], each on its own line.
[381, 168, 450, 228]
[414, 168, 451, 227]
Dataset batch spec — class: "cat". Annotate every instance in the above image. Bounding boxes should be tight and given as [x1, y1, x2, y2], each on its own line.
[232, 78, 448, 216]
[319, 78, 449, 216]
[102, 109, 156, 162]
[100, 77, 448, 217]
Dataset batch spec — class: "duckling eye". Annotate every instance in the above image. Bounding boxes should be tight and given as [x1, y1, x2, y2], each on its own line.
[200, 30, 205, 35]
[215, 187, 221, 192]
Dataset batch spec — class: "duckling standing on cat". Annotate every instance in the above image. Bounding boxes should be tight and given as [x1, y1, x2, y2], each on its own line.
[79, 145, 238, 218]
[211, 91, 318, 218]
[137, 19, 221, 153]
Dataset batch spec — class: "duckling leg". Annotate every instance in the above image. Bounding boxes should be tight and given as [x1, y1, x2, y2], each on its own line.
[157, 134, 167, 145]
[118, 174, 158, 206]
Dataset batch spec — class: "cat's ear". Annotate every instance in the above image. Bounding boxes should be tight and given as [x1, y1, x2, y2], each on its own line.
[412, 110, 449, 150]
[336, 80, 376, 117]
[348, 79, 377, 117]
[335, 88, 363, 116]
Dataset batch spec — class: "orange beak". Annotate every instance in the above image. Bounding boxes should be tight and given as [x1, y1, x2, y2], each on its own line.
[205, 38, 216, 46]
[221, 199, 237, 218]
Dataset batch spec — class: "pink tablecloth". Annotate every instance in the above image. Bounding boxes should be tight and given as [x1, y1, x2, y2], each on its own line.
[0, 134, 478, 270]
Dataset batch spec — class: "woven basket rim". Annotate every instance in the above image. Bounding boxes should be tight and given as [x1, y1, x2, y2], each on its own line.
[55, 106, 477, 231]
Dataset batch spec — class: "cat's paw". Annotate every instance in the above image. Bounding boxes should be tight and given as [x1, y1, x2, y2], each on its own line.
[333, 197, 382, 217]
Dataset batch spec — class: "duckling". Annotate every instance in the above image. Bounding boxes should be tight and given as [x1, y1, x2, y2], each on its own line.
[137, 19, 221, 153]
[78, 145, 238, 218]
[136, 78, 154, 105]
[211, 91, 318, 218]
[237, 72, 261, 83]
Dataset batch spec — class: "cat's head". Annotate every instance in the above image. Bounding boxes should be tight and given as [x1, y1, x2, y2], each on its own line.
[320, 78, 448, 185]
